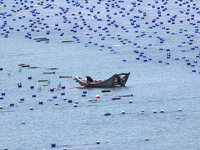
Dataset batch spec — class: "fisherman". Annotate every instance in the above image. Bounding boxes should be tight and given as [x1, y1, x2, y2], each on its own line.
[86, 75, 93, 83]
[117, 75, 122, 85]
[117, 75, 125, 86]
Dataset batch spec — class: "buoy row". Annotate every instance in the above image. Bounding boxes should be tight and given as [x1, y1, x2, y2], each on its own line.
[103, 109, 183, 116]
[140, 108, 183, 114]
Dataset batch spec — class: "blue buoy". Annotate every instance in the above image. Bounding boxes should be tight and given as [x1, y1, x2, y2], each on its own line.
[68, 99, 72, 103]
[28, 76, 32, 79]
[10, 103, 14, 106]
[30, 85, 34, 89]
[18, 83, 22, 88]
[0, 97, 3, 100]
[1, 92, 5, 96]
[82, 94, 86, 97]
[83, 90, 87, 94]
[53, 96, 57, 99]
[187, 61, 191, 65]
[32, 94, 36, 97]
[104, 113, 111, 116]
[20, 98, 24, 101]
[39, 101, 43, 104]
[50, 88, 54, 92]
[61, 92, 65, 95]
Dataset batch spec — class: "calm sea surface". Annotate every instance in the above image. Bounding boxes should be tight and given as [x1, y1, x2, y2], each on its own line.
[0, 0, 200, 149]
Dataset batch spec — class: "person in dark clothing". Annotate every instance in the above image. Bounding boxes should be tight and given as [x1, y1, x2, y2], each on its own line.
[117, 75, 125, 86]
[86, 75, 93, 83]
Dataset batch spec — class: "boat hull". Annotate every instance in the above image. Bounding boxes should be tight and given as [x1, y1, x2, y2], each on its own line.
[74, 72, 130, 88]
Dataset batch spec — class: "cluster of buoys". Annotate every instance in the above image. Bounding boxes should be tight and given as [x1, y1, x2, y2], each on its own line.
[82, 90, 87, 97]
[1, 0, 198, 58]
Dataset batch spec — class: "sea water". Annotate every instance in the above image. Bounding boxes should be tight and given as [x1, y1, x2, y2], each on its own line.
[0, 0, 200, 149]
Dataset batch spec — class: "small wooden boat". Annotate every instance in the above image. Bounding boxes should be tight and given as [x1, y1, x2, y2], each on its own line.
[62, 40, 74, 43]
[18, 64, 30, 67]
[38, 80, 48, 82]
[101, 90, 111, 92]
[112, 97, 121, 100]
[74, 72, 130, 88]
[88, 99, 97, 101]
[29, 66, 39, 69]
[59, 76, 72, 78]
[43, 71, 55, 74]
[34, 37, 49, 41]
[48, 67, 57, 70]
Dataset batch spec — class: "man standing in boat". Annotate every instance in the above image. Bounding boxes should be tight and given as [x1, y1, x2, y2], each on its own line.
[86, 75, 93, 83]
